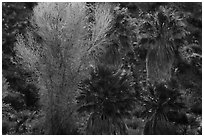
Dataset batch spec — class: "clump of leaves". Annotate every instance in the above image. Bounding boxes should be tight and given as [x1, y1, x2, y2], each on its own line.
[2, 76, 43, 135]
[77, 65, 135, 134]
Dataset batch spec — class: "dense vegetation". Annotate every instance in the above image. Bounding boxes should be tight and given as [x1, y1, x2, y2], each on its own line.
[2, 2, 202, 135]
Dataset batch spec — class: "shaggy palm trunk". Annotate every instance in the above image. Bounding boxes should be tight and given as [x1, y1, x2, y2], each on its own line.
[146, 40, 174, 84]
[86, 113, 128, 135]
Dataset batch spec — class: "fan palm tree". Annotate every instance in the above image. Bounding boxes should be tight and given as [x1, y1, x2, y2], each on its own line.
[138, 6, 188, 84]
[76, 65, 135, 135]
[141, 82, 186, 134]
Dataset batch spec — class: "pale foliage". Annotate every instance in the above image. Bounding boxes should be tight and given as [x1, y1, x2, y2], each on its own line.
[15, 2, 114, 134]
[88, 3, 114, 63]
[15, 32, 40, 72]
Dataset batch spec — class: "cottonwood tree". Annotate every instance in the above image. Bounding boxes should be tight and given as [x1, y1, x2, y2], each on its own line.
[15, 2, 115, 134]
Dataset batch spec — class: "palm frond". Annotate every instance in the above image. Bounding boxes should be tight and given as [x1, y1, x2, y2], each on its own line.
[77, 104, 97, 114]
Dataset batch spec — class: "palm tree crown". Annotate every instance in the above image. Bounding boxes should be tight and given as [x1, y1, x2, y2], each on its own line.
[141, 82, 186, 134]
[76, 65, 135, 134]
